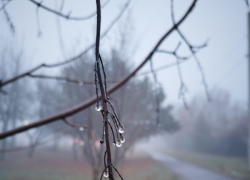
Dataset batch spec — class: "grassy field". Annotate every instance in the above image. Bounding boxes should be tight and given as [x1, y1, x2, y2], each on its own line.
[0, 150, 92, 180]
[122, 158, 179, 180]
[0, 149, 179, 180]
[163, 149, 250, 180]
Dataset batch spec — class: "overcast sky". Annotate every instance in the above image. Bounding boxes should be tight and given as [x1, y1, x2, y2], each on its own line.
[0, 0, 248, 109]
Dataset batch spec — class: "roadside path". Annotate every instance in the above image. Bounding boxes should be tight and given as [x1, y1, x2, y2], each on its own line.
[146, 150, 238, 180]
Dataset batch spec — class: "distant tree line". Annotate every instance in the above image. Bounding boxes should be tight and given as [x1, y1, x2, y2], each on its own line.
[174, 89, 247, 157]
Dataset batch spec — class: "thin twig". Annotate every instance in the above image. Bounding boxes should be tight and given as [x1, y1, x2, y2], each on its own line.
[108, 112, 120, 141]
[55, 0, 67, 57]
[35, 6, 42, 37]
[0, 0, 11, 12]
[149, 57, 161, 124]
[100, 122, 105, 144]
[111, 164, 124, 180]
[104, 151, 107, 167]
[27, 74, 119, 85]
[99, 166, 109, 180]
[108, 111, 119, 129]
[246, 0, 249, 7]
[108, 121, 116, 144]
[156, 49, 191, 60]
[0, 0, 132, 88]
[159, 42, 189, 108]
[0, 0, 198, 140]
[176, 57, 189, 109]
[28, 0, 111, 21]
[99, 54, 109, 99]
[62, 118, 87, 129]
[106, 99, 121, 125]
[27, 55, 196, 86]
[1, 0, 15, 34]
[171, 0, 210, 100]
[0, 131, 67, 153]
[95, 0, 115, 179]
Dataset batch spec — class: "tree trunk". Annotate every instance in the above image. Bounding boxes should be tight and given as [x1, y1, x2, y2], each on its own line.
[92, 168, 99, 180]
[28, 145, 35, 157]
[72, 143, 78, 161]
[1, 120, 8, 160]
[0, 138, 6, 160]
[28, 137, 40, 158]
[53, 139, 59, 152]
[10, 119, 16, 148]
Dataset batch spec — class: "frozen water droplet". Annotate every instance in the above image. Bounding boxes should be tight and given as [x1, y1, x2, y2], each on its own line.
[116, 139, 122, 147]
[103, 171, 109, 178]
[118, 124, 124, 133]
[78, 81, 84, 86]
[79, 127, 84, 131]
[23, 120, 30, 126]
[121, 136, 125, 143]
[95, 104, 102, 111]
[118, 127, 124, 133]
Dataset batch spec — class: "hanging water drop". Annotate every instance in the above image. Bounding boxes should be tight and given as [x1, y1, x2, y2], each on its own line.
[118, 124, 124, 133]
[121, 135, 125, 143]
[103, 170, 109, 178]
[95, 104, 102, 111]
[78, 81, 84, 86]
[79, 127, 84, 131]
[116, 139, 122, 147]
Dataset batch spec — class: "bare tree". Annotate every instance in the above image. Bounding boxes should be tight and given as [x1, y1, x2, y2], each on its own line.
[171, 89, 248, 157]
[50, 43, 179, 179]
[0, 0, 199, 139]
[0, 45, 34, 159]
[0, 0, 217, 179]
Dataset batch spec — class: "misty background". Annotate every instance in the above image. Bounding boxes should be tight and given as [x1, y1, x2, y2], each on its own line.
[0, 0, 249, 180]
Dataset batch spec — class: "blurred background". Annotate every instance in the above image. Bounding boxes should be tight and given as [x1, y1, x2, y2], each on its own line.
[0, 0, 249, 180]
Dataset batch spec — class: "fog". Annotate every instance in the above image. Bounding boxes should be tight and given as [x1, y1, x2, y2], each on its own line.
[0, 0, 249, 180]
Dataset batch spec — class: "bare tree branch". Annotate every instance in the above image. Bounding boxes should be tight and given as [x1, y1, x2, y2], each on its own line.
[26, 43, 197, 85]
[94, 0, 116, 178]
[111, 164, 124, 180]
[62, 118, 87, 130]
[156, 49, 192, 60]
[0, 0, 198, 140]
[55, 0, 67, 58]
[27, 74, 119, 85]
[149, 57, 161, 125]
[175, 53, 189, 109]
[0, 0, 11, 12]
[0, 0, 131, 88]
[28, 0, 111, 21]
[35, 5, 42, 37]
[0, 131, 67, 153]
[27, 54, 196, 86]
[171, 0, 210, 100]
[159, 42, 189, 108]
[245, 0, 249, 7]
[1, 0, 15, 34]
[135, 56, 191, 77]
